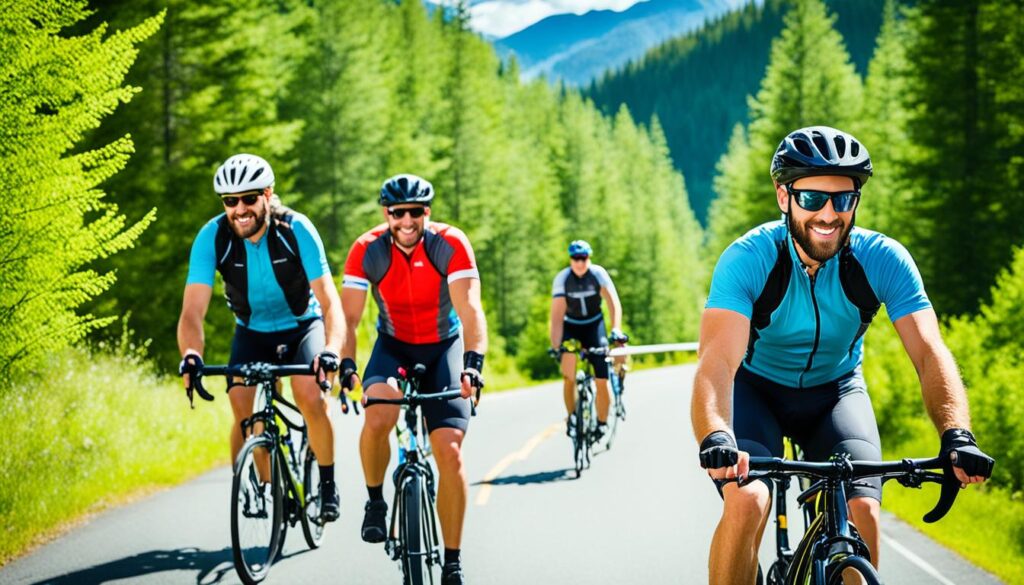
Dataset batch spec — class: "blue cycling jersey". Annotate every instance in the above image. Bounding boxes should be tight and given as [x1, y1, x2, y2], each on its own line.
[706, 220, 931, 387]
[186, 212, 330, 332]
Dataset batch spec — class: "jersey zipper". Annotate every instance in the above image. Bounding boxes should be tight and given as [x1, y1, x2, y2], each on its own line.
[798, 267, 822, 388]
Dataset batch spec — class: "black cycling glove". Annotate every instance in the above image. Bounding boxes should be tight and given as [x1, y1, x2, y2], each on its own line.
[179, 354, 213, 407]
[940, 428, 994, 479]
[462, 351, 485, 391]
[547, 346, 562, 360]
[699, 430, 739, 470]
[339, 357, 359, 390]
[313, 351, 340, 391]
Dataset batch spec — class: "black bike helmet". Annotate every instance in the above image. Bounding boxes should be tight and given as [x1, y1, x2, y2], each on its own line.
[770, 126, 872, 187]
[379, 174, 434, 206]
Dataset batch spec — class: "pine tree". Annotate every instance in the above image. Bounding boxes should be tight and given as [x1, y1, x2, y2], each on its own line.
[706, 0, 864, 261]
[0, 1, 161, 382]
[854, 0, 912, 241]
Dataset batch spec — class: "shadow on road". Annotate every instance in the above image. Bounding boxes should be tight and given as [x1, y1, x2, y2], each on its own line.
[30, 545, 311, 585]
[475, 468, 576, 486]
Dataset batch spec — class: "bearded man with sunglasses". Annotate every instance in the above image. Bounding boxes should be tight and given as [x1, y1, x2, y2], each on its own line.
[339, 173, 487, 585]
[549, 240, 628, 441]
[177, 153, 345, 521]
[690, 126, 994, 584]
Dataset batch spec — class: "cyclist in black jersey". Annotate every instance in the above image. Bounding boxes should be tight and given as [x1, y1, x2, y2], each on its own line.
[691, 127, 994, 585]
[550, 240, 628, 441]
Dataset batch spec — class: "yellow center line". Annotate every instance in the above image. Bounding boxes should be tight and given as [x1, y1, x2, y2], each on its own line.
[474, 421, 563, 506]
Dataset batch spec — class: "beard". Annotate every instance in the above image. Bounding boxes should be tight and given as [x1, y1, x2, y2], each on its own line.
[789, 215, 852, 264]
[230, 207, 267, 239]
[390, 222, 425, 249]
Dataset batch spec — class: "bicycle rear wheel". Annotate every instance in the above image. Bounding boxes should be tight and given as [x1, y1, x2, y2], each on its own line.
[824, 554, 882, 585]
[300, 443, 325, 548]
[400, 476, 436, 585]
[231, 435, 283, 585]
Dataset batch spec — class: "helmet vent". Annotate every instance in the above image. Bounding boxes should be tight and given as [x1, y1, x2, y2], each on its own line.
[811, 134, 830, 159]
[794, 138, 814, 158]
[229, 167, 237, 184]
[237, 167, 249, 183]
[850, 141, 860, 157]
[250, 167, 264, 181]
[834, 135, 846, 158]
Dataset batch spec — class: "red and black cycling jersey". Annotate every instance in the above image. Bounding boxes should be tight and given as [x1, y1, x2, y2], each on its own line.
[342, 222, 479, 344]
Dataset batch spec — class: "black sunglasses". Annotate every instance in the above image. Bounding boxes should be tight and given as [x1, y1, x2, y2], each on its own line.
[570, 255, 589, 262]
[221, 193, 261, 208]
[387, 206, 426, 219]
[786, 184, 859, 213]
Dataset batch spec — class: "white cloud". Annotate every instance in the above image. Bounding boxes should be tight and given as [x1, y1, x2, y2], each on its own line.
[469, 0, 643, 38]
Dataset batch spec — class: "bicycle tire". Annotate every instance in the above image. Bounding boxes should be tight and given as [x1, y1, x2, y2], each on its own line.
[605, 375, 624, 449]
[824, 554, 882, 585]
[573, 390, 587, 477]
[231, 435, 283, 585]
[400, 476, 428, 585]
[301, 442, 325, 549]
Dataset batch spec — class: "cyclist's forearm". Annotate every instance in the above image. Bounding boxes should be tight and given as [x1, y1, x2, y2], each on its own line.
[460, 305, 488, 354]
[918, 343, 971, 432]
[177, 313, 205, 357]
[549, 318, 564, 349]
[691, 359, 734, 442]
[322, 303, 345, 356]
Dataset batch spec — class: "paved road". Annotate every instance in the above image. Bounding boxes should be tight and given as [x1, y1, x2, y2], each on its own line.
[0, 365, 1003, 584]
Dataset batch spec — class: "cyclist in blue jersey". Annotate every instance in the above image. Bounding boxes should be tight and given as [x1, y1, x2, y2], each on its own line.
[550, 240, 628, 441]
[177, 154, 346, 522]
[690, 127, 994, 584]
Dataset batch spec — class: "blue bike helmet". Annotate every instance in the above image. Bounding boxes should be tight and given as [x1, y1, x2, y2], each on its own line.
[770, 126, 872, 188]
[568, 240, 592, 257]
[379, 174, 434, 206]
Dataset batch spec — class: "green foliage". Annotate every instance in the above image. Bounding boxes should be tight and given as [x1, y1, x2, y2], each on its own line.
[85, 0, 312, 367]
[585, 0, 886, 224]
[895, 0, 1024, 315]
[0, 345, 232, 562]
[0, 1, 160, 383]
[705, 0, 864, 262]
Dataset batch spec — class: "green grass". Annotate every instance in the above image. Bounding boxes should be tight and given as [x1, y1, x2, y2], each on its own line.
[0, 347, 233, 565]
[882, 436, 1024, 584]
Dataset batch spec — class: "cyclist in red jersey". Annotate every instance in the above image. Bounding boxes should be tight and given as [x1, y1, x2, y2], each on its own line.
[339, 174, 487, 585]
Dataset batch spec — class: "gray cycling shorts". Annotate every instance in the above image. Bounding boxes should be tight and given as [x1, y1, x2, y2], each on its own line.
[730, 365, 883, 502]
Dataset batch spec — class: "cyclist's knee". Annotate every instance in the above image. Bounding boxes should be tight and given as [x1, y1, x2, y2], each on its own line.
[290, 377, 324, 410]
[848, 496, 880, 523]
[430, 429, 465, 473]
[722, 482, 771, 521]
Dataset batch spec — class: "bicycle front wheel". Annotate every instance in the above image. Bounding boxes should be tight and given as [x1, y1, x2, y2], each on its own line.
[400, 476, 437, 585]
[573, 394, 587, 477]
[301, 443, 325, 548]
[231, 435, 283, 585]
[824, 554, 882, 585]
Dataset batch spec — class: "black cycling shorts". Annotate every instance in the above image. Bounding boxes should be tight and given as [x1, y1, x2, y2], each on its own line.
[228, 319, 324, 388]
[363, 332, 471, 434]
[731, 365, 883, 502]
[562, 319, 610, 379]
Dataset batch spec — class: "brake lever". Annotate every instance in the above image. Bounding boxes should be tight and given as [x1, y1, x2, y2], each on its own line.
[923, 457, 960, 523]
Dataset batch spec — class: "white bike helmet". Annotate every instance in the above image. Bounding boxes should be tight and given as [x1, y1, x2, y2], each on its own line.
[213, 154, 275, 194]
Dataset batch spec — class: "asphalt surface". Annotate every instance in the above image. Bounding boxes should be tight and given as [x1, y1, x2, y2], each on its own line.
[0, 365, 1004, 584]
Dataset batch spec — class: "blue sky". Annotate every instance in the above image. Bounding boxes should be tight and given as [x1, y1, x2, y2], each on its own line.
[468, 0, 645, 38]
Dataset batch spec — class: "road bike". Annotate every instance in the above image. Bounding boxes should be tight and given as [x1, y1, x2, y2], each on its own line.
[364, 364, 468, 585]
[556, 339, 620, 477]
[197, 362, 351, 584]
[728, 453, 962, 584]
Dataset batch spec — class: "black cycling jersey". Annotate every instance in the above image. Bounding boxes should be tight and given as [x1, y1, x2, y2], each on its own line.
[552, 264, 616, 325]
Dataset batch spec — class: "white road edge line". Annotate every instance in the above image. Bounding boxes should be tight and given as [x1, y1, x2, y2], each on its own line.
[880, 532, 958, 585]
[474, 422, 563, 507]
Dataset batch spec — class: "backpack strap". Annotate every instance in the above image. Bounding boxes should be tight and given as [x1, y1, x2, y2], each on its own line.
[746, 238, 792, 365]
[838, 245, 881, 356]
